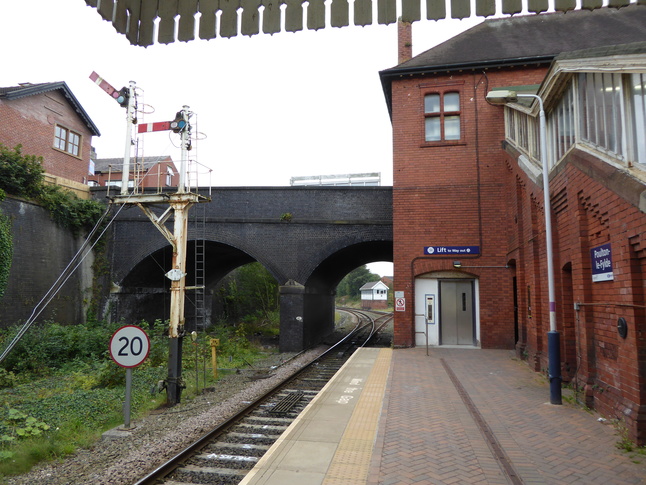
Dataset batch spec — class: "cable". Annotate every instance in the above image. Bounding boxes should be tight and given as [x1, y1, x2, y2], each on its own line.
[0, 191, 136, 365]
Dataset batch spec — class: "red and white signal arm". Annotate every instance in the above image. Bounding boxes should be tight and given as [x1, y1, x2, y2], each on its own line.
[109, 325, 151, 368]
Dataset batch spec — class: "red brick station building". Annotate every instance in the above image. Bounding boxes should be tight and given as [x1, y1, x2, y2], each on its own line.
[380, 5, 646, 443]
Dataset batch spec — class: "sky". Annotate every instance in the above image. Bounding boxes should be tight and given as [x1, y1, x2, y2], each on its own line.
[1, 1, 483, 276]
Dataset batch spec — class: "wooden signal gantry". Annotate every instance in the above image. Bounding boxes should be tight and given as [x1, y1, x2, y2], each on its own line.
[91, 72, 210, 405]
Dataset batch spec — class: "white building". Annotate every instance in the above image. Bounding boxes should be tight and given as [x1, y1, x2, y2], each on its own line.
[359, 281, 389, 310]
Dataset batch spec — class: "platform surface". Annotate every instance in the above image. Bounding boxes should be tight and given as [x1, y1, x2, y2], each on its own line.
[240, 347, 646, 485]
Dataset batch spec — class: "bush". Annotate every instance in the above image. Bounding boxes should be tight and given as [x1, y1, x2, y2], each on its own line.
[37, 184, 105, 235]
[0, 369, 16, 389]
[0, 320, 120, 375]
[0, 145, 44, 199]
[0, 144, 105, 234]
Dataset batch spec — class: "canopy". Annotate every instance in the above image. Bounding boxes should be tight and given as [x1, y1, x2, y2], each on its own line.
[85, 0, 635, 46]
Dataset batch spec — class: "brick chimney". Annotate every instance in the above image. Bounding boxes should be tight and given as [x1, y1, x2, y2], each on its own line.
[398, 18, 412, 64]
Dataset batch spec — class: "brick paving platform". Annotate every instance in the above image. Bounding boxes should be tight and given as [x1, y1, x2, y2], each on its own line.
[241, 347, 646, 485]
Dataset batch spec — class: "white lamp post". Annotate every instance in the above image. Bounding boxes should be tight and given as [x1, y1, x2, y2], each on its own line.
[486, 90, 562, 405]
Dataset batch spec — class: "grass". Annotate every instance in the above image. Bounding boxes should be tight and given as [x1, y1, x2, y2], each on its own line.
[0, 321, 279, 479]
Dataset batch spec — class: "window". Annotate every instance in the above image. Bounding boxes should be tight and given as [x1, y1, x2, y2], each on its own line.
[424, 92, 461, 142]
[630, 73, 646, 165]
[166, 166, 175, 186]
[505, 71, 645, 170]
[54, 125, 81, 156]
[578, 72, 625, 160]
[548, 82, 576, 166]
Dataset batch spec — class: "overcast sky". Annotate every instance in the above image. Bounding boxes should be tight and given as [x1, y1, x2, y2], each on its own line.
[2, 1, 483, 276]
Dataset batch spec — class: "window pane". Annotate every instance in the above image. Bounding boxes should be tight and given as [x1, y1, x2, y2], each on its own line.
[604, 73, 620, 154]
[68, 132, 80, 156]
[444, 92, 460, 112]
[54, 126, 67, 150]
[425, 117, 441, 141]
[579, 73, 591, 140]
[594, 73, 606, 147]
[588, 73, 599, 145]
[424, 94, 440, 114]
[632, 73, 646, 165]
[445, 115, 460, 140]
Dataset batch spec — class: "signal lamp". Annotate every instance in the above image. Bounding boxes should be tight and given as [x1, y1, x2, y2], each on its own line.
[116, 87, 130, 108]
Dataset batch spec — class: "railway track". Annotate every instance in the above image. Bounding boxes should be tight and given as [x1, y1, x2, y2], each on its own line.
[134, 309, 392, 485]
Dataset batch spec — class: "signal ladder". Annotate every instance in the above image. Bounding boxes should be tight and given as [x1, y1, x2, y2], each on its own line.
[192, 200, 207, 330]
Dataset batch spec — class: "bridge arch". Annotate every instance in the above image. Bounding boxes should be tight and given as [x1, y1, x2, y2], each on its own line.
[100, 186, 392, 350]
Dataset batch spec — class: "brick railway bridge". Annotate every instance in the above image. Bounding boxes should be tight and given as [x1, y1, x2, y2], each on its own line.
[97, 186, 392, 351]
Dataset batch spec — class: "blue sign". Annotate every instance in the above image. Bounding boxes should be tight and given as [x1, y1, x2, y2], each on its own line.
[424, 246, 480, 255]
[591, 243, 613, 282]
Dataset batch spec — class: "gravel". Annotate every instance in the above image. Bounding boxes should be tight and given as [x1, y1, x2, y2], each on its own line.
[4, 347, 328, 485]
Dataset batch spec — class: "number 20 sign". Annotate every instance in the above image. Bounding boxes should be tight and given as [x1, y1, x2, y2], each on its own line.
[109, 325, 151, 368]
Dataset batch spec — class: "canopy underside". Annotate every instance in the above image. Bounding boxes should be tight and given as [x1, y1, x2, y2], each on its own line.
[85, 0, 641, 46]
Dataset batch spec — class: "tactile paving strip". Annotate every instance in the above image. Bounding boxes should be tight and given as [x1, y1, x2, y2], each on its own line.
[322, 348, 392, 485]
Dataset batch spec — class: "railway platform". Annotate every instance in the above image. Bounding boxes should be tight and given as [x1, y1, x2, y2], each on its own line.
[238, 347, 646, 485]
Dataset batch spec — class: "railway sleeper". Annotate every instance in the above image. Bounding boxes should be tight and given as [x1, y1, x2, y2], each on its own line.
[275, 388, 319, 395]
[193, 452, 259, 468]
[244, 416, 293, 426]
[224, 431, 282, 445]
[162, 481, 200, 485]
[233, 423, 288, 434]
[175, 464, 247, 480]
[206, 441, 270, 456]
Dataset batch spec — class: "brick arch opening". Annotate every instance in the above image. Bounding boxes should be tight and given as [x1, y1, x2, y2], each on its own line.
[115, 240, 258, 328]
[304, 240, 393, 291]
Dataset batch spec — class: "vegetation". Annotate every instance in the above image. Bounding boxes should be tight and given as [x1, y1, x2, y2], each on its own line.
[0, 144, 105, 235]
[216, 263, 279, 328]
[0, 190, 11, 300]
[0, 260, 282, 477]
[335, 265, 382, 305]
[0, 143, 106, 311]
[0, 313, 278, 477]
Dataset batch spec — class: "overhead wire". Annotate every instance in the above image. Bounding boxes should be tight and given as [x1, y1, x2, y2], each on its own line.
[1, 97, 204, 363]
[0, 190, 135, 364]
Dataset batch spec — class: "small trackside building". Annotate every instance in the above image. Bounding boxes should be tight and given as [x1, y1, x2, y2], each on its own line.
[380, 5, 646, 444]
[360, 281, 389, 310]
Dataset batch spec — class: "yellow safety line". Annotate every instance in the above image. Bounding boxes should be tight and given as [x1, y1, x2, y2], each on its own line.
[322, 348, 392, 485]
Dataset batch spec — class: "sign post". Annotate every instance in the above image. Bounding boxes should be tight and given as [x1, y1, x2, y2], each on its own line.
[109, 325, 151, 429]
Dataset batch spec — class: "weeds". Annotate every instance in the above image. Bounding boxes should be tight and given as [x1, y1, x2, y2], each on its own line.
[0, 317, 278, 477]
[615, 420, 646, 462]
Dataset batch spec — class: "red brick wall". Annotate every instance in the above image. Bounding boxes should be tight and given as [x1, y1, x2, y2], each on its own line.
[89, 159, 180, 188]
[391, 67, 546, 349]
[504, 147, 646, 444]
[397, 20, 412, 64]
[391, 64, 646, 443]
[362, 300, 388, 310]
[0, 90, 93, 183]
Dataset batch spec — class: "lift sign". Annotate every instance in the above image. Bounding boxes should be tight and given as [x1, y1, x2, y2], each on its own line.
[109, 325, 150, 368]
[590, 243, 613, 282]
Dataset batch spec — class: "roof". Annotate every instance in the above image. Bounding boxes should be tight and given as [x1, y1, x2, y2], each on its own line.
[85, 0, 636, 47]
[379, 5, 646, 114]
[555, 40, 646, 61]
[360, 281, 389, 291]
[0, 82, 100, 136]
[391, 5, 646, 73]
[94, 155, 174, 173]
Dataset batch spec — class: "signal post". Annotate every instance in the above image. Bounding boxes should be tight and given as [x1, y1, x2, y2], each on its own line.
[92, 73, 209, 405]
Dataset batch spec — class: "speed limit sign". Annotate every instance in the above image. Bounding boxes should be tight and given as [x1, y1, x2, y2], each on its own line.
[109, 325, 150, 368]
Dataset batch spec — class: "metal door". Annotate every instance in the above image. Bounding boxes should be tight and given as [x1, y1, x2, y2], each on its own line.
[439, 280, 474, 345]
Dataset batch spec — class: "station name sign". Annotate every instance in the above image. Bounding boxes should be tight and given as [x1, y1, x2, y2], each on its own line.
[424, 246, 480, 255]
[590, 243, 613, 282]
